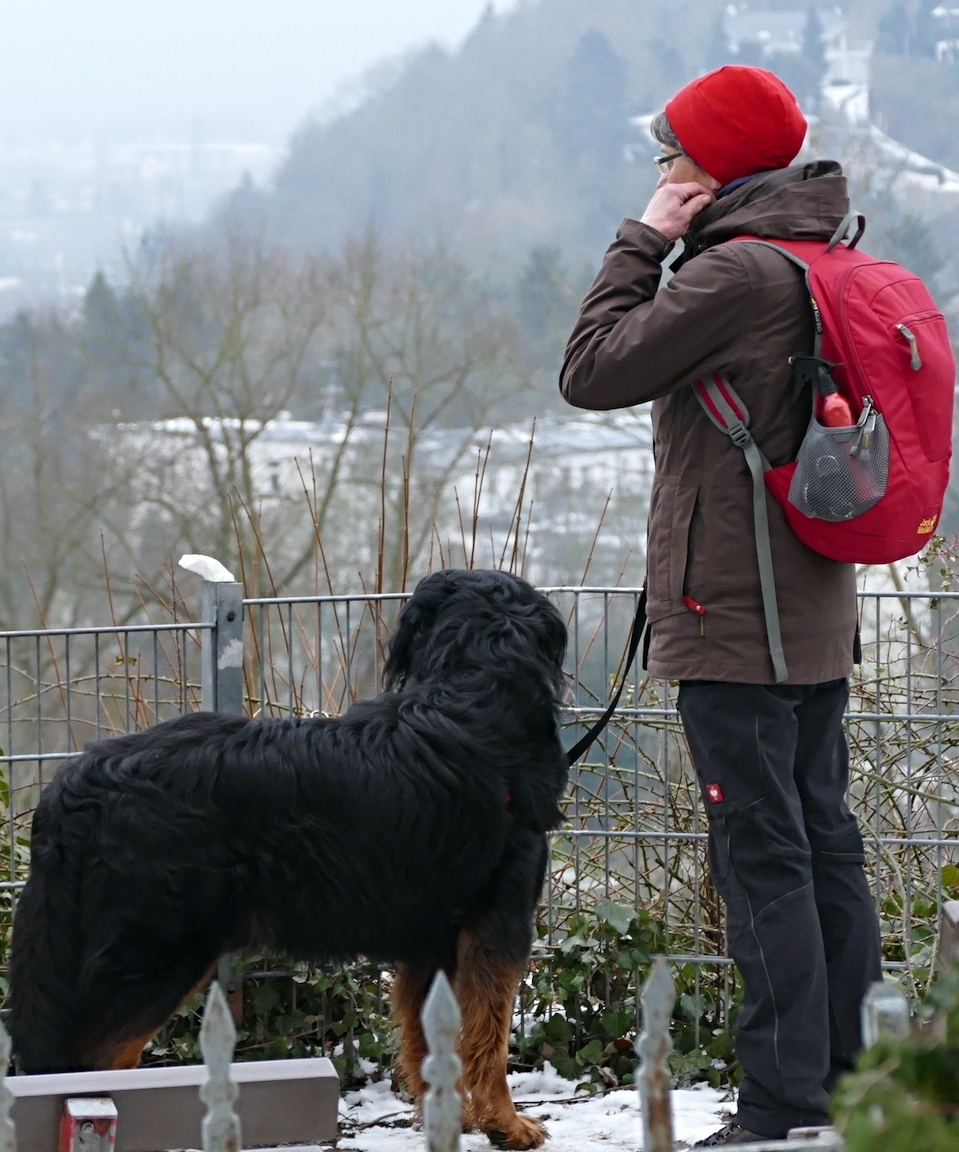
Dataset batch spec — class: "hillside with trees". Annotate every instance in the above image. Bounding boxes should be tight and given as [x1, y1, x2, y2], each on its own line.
[221, 1, 948, 258]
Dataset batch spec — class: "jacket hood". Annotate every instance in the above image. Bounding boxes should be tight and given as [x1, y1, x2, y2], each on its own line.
[685, 160, 849, 254]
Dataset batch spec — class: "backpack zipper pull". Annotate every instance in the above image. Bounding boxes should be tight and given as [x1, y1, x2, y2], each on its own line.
[850, 396, 876, 461]
[896, 323, 922, 371]
[684, 596, 707, 635]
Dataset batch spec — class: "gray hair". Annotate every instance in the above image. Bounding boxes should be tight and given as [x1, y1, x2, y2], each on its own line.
[650, 111, 682, 152]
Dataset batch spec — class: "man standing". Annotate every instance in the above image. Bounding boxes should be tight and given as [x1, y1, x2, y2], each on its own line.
[559, 67, 882, 1145]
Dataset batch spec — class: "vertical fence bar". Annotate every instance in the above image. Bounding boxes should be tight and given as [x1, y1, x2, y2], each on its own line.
[287, 602, 295, 716]
[94, 632, 102, 738]
[35, 634, 42, 793]
[258, 604, 266, 717]
[153, 631, 160, 723]
[316, 602, 323, 715]
[345, 599, 352, 704]
[64, 634, 71, 755]
[123, 630, 131, 734]
[5, 636, 13, 895]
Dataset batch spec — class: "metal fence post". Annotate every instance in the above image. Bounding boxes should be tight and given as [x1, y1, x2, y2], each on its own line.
[200, 580, 244, 716]
[191, 563, 246, 1022]
[636, 957, 675, 1152]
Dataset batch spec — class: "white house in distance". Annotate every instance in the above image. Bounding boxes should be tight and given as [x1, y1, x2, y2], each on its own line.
[106, 408, 657, 588]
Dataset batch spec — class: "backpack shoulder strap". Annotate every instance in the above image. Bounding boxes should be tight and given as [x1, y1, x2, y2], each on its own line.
[691, 374, 788, 684]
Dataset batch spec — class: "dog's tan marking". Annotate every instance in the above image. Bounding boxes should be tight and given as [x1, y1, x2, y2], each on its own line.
[102, 1033, 158, 1070]
[453, 931, 547, 1150]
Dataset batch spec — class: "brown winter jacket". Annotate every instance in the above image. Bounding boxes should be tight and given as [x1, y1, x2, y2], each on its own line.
[560, 161, 858, 684]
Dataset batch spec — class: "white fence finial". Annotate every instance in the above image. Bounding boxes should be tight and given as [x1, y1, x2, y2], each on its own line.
[178, 554, 237, 583]
[861, 980, 910, 1048]
[421, 970, 463, 1152]
[0, 1019, 15, 1152]
[636, 956, 675, 1152]
[200, 981, 241, 1152]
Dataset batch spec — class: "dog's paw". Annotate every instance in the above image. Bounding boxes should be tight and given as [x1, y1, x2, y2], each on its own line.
[485, 1113, 548, 1149]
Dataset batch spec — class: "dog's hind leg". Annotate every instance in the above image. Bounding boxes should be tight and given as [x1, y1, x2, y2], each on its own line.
[453, 930, 546, 1151]
[392, 963, 435, 1099]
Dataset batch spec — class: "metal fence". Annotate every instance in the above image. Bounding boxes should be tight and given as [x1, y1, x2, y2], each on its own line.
[0, 581, 957, 1040]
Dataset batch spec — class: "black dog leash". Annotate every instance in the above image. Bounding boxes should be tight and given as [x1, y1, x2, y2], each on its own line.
[566, 589, 648, 766]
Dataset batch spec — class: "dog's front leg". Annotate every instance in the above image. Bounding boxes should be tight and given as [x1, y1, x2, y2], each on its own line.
[453, 930, 546, 1150]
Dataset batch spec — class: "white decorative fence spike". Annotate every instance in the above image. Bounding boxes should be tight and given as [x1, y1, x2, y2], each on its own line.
[421, 970, 463, 1152]
[200, 981, 241, 1152]
[0, 1018, 15, 1152]
[635, 957, 675, 1152]
[860, 979, 910, 1048]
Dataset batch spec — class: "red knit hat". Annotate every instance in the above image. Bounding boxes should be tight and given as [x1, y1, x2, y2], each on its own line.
[665, 66, 807, 186]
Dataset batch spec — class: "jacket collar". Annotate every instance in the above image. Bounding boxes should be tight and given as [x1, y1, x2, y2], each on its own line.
[680, 160, 849, 262]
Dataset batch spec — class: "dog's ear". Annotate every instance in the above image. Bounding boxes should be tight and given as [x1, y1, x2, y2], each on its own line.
[383, 571, 455, 689]
[532, 598, 568, 687]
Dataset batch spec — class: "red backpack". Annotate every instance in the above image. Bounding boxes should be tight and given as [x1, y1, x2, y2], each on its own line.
[693, 212, 955, 682]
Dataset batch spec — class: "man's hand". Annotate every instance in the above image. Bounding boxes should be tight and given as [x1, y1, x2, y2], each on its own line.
[640, 182, 716, 241]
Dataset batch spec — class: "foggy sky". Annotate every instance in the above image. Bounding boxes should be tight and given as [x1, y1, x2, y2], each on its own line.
[0, 0, 515, 145]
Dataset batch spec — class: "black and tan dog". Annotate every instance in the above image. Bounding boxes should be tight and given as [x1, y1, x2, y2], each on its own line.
[10, 568, 568, 1149]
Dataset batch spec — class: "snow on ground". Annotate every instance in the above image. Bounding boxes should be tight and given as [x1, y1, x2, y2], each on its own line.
[335, 1064, 731, 1151]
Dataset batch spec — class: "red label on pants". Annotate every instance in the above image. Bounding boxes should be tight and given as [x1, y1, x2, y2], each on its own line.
[706, 783, 725, 804]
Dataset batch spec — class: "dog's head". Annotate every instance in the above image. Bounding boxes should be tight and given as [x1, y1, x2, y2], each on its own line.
[384, 569, 567, 697]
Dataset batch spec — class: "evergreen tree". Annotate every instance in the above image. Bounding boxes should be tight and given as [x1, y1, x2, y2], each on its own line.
[83, 270, 119, 334]
[553, 29, 628, 170]
[517, 246, 575, 344]
[802, 4, 826, 78]
[704, 11, 733, 70]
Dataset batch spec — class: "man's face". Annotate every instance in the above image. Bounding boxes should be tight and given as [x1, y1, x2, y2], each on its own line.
[657, 150, 721, 194]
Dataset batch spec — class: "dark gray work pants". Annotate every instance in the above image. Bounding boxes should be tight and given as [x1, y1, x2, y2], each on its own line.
[677, 678, 882, 1139]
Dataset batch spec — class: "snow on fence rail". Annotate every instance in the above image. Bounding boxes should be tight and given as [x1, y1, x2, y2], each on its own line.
[0, 580, 955, 1033]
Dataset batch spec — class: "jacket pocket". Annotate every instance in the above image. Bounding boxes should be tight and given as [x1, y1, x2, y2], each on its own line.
[646, 480, 699, 622]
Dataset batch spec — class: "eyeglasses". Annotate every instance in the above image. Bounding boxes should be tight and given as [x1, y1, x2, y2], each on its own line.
[653, 152, 687, 172]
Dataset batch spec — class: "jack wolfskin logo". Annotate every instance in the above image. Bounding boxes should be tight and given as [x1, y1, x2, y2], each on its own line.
[705, 783, 724, 804]
[918, 516, 937, 535]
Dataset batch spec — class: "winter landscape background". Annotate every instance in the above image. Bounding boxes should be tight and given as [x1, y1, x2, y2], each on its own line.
[1, 0, 957, 625]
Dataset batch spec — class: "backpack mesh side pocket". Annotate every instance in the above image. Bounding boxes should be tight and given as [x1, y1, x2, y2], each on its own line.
[787, 406, 889, 522]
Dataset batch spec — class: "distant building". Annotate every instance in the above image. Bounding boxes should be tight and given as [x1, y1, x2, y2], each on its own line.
[933, 5, 959, 62]
[724, 5, 845, 58]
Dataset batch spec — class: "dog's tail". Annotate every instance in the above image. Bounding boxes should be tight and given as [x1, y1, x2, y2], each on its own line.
[10, 778, 89, 1072]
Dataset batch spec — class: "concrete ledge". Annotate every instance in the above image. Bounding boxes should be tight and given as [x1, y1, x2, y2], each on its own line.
[10, 1058, 339, 1151]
